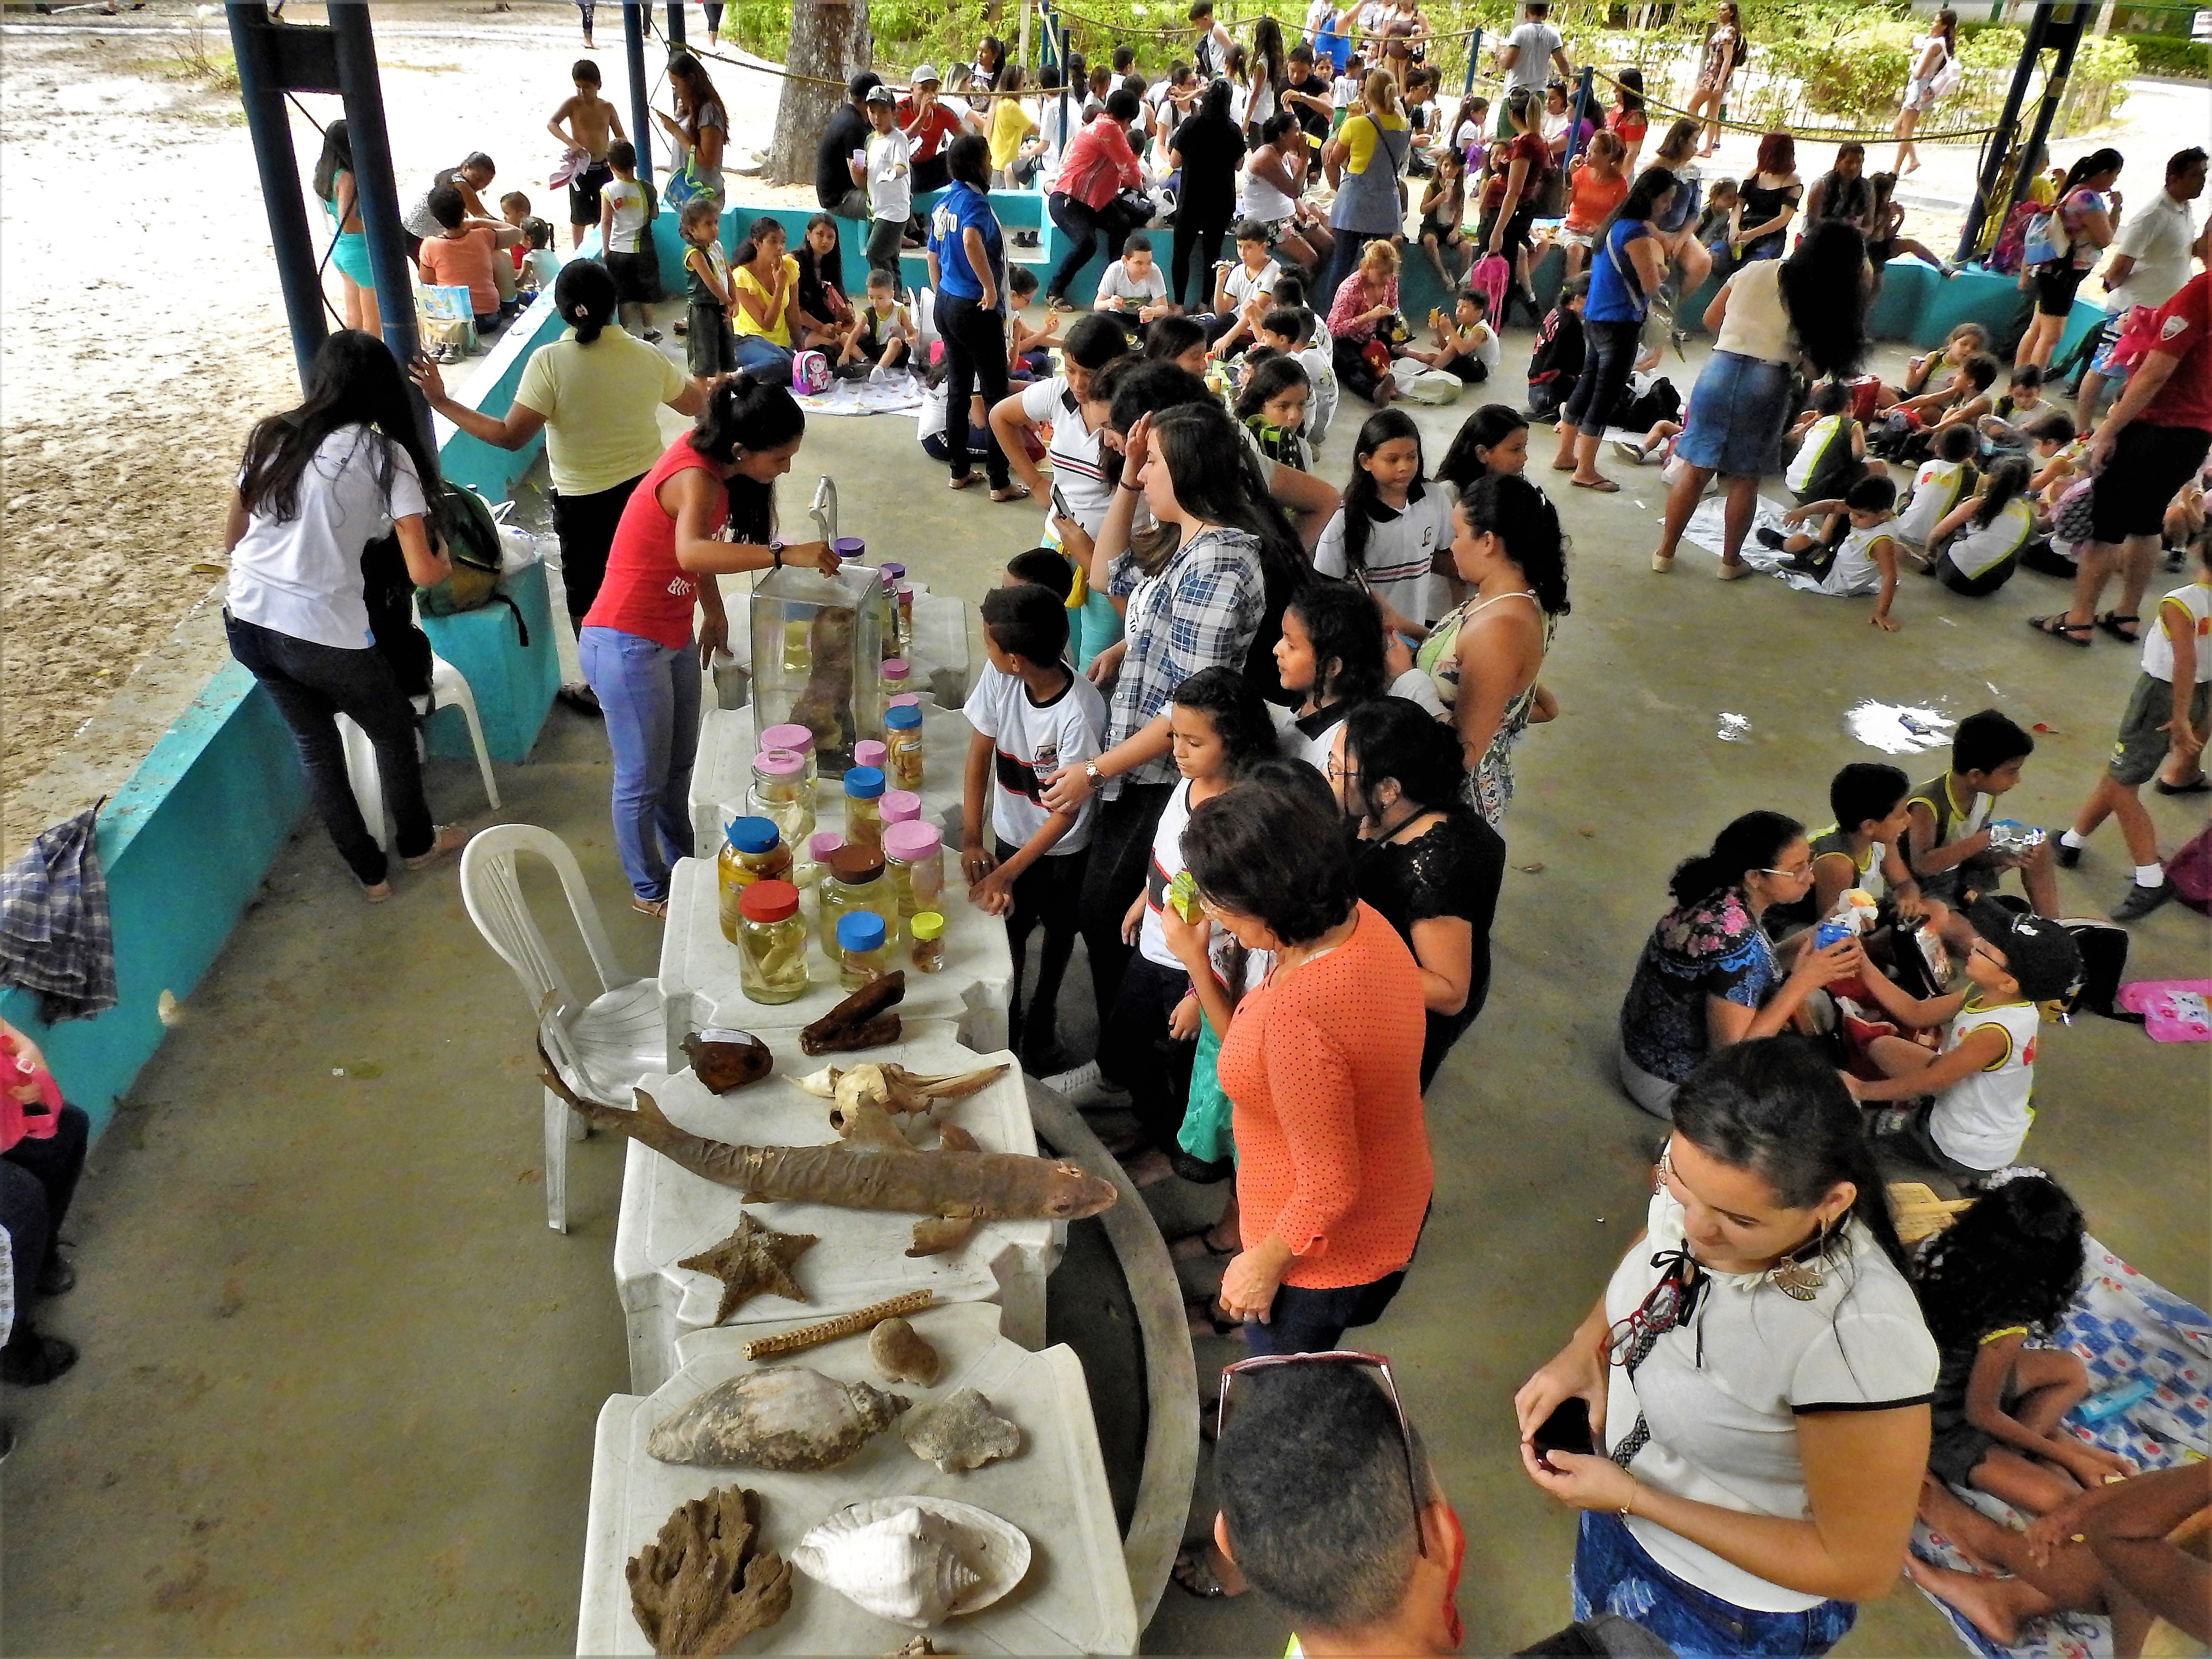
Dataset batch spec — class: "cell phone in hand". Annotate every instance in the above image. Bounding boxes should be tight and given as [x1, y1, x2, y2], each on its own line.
[1532, 1397, 1594, 1469]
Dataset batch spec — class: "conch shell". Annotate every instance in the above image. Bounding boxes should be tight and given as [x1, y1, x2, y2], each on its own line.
[792, 1498, 1030, 1628]
[647, 1367, 909, 1472]
[902, 1388, 1021, 1473]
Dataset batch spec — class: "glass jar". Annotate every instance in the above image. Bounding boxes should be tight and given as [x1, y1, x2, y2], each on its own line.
[749, 748, 816, 846]
[880, 656, 912, 700]
[717, 816, 791, 942]
[842, 764, 886, 852]
[738, 880, 809, 1004]
[853, 739, 887, 773]
[795, 829, 844, 890]
[909, 911, 946, 974]
[897, 586, 916, 654]
[835, 909, 894, 990]
[884, 703, 925, 793]
[884, 693, 923, 720]
[818, 844, 892, 956]
[880, 789, 922, 828]
[758, 723, 818, 788]
[882, 821, 945, 919]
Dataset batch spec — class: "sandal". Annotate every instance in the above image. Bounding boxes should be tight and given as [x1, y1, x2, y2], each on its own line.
[947, 474, 979, 492]
[1172, 1547, 1228, 1599]
[2029, 614, 2094, 648]
[989, 484, 1033, 504]
[2095, 611, 2141, 643]
[631, 896, 669, 919]
[1170, 1230, 1238, 1263]
[401, 825, 468, 871]
[1570, 476, 1620, 493]
[2154, 775, 2212, 796]
[1185, 1296, 1237, 1338]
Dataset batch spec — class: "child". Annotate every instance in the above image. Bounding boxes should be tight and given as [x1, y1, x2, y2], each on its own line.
[1926, 456, 2034, 596]
[1894, 424, 1981, 550]
[1406, 287, 1499, 383]
[1782, 378, 1866, 505]
[793, 212, 854, 354]
[1096, 232, 1176, 329]
[918, 358, 994, 464]
[1911, 1176, 2133, 1508]
[678, 199, 736, 376]
[1758, 473, 1905, 630]
[1611, 413, 1682, 469]
[1254, 305, 1337, 448]
[419, 183, 519, 337]
[1450, 93, 1489, 172]
[961, 582, 1109, 1070]
[730, 216, 800, 377]
[838, 268, 914, 375]
[597, 140, 658, 340]
[1270, 581, 1394, 772]
[499, 189, 533, 274]
[1981, 362, 2048, 450]
[1524, 272, 1587, 423]
[2056, 539, 2212, 921]
[1437, 401, 1530, 481]
[1332, 48, 1367, 132]
[1207, 221, 1283, 356]
[1850, 900, 2083, 1181]
[1905, 709, 2064, 917]
[548, 57, 625, 249]
[988, 62, 1039, 189]
[1004, 546, 1077, 606]
[518, 218, 561, 297]
[1233, 352, 1314, 472]
[1607, 66, 1649, 170]
[1315, 409, 1451, 635]
[1554, 129, 1628, 281]
[1695, 178, 1738, 261]
[1878, 353, 2002, 461]
[1111, 666, 1277, 1184]
[1415, 147, 1471, 289]
[1006, 266, 1055, 378]
[857, 83, 913, 284]
[1880, 321, 1993, 409]
[1763, 760, 1937, 937]
[1142, 314, 1209, 377]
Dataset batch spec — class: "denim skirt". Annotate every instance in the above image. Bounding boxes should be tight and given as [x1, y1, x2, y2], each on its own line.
[1675, 350, 1795, 478]
[1571, 1510, 1855, 1659]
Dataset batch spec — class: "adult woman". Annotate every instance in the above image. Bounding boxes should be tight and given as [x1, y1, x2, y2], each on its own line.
[1891, 8, 1959, 178]
[1416, 473, 1566, 826]
[1240, 114, 1333, 277]
[1045, 89, 1145, 310]
[579, 376, 839, 914]
[1516, 1039, 1937, 1659]
[1333, 697, 1503, 1088]
[1804, 142, 1873, 233]
[2017, 149, 2123, 372]
[1169, 79, 1247, 312]
[928, 134, 1024, 504]
[1551, 166, 1673, 492]
[313, 122, 381, 338]
[402, 153, 504, 265]
[415, 262, 706, 647]
[658, 52, 728, 204]
[1733, 131, 1803, 264]
[1161, 770, 1431, 1356]
[1320, 70, 1411, 308]
[1326, 238, 1406, 407]
[1687, 1, 1741, 158]
[223, 331, 460, 898]
[1613, 810, 1858, 1116]
[1648, 219, 1869, 575]
[1478, 88, 1548, 324]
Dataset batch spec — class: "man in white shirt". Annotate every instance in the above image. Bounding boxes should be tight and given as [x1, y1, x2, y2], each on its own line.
[1495, 0, 1571, 133]
[2079, 145, 2208, 425]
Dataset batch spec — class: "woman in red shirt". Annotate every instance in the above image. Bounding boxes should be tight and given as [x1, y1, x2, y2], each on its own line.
[1044, 90, 1145, 309]
[1162, 763, 1432, 1357]
[578, 375, 840, 914]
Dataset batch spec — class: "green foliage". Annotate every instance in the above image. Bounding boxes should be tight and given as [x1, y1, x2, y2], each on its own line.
[2129, 33, 2211, 80]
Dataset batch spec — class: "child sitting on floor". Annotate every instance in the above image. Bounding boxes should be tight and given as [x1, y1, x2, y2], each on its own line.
[1757, 473, 1905, 630]
[1525, 273, 1588, 423]
[1095, 231, 1177, 331]
[1006, 266, 1055, 377]
[1253, 304, 1337, 448]
[1404, 287, 1500, 383]
[1783, 378, 1867, 505]
[1234, 351, 1316, 472]
[1142, 314, 1209, 377]
[1877, 322, 1992, 410]
[1876, 353, 2002, 461]
[1207, 220, 1284, 356]
[1905, 709, 2064, 917]
[837, 268, 915, 375]
[1979, 362, 2049, 452]
[1895, 423, 1982, 551]
[1762, 760, 1940, 938]
[1925, 455, 2035, 596]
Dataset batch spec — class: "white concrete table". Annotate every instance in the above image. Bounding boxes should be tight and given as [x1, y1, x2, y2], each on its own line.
[577, 1302, 1140, 1656]
[657, 851, 1013, 1067]
[689, 699, 978, 855]
[611, 1027, 1058, 1393]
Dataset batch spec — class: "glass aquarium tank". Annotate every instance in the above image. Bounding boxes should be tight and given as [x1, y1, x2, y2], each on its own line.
[747, 563, 886, 777]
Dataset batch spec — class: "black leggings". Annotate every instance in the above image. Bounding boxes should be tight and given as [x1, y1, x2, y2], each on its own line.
[550, 472, 646, 631]
[1563, 317, 1643, 437]
[1172, 215, 1230, 311]
[1001, 839, 1088, 1046]
[1076, 782, 1175, 1052]
[1105, 953, 1197, 1153]
[1048, 193, 1133, 301]
[0, 1103, 88, 1351]
[937, 292, 1012, 489]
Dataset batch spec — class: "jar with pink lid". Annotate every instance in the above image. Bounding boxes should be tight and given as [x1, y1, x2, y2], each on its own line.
[757, 722, 818, 787]
[882, 820, 945, 918]
[748, 747, 816, 844]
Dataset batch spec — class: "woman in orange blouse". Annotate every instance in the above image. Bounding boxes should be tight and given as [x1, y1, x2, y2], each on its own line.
[1162, 762, 1434, 1357]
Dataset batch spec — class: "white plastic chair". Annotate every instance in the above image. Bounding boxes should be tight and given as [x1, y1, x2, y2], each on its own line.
[341, 652, 500, 851]
[459, 824, 664, 1233]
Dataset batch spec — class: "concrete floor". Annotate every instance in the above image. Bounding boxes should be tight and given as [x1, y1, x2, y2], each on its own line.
[4, 324, 2206, 1657]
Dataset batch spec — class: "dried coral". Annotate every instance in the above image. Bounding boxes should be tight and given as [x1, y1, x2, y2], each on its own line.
[626, 1485, 792, 1657]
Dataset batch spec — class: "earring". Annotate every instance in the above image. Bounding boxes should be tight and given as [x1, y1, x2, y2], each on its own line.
[1768, 1218, 1832, 1302]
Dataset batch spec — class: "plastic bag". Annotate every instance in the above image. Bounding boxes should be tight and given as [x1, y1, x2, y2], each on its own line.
[1177, 1021, 1236, 1167]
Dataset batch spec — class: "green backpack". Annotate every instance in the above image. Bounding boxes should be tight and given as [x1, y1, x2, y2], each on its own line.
[416, 483, 529, 644]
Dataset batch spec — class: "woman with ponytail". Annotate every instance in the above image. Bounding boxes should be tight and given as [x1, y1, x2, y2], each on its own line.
[1517, 1038, 1937, 1659]
[580, 374, 839, 914]
[413, 260, 708, 647]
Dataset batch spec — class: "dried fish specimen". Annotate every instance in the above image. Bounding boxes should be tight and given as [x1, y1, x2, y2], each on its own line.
[677, 1214, 816, 1325]
[801, 974, 905, 1056]
[793, 1062, 1011, 1130]
[867, 1317, 941, 1387]
[648, 1368, 909, 1472]
[627, 1485, 792, 1657]
[902, 1388, 1021, 1473]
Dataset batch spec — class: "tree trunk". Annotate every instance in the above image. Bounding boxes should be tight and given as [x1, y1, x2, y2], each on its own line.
[767, 0, 873, 187]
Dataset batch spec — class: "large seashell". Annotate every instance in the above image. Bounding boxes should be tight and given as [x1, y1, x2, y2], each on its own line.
[901, 1388, 1021, 1473]
[792, 1497, 1030, 1628]
[648, 1367, 909, 1472]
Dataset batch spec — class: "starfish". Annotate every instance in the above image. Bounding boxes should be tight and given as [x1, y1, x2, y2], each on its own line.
[677, 1213, 817, 1324]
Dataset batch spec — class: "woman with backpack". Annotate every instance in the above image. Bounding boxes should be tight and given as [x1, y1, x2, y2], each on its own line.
[224, 330, 464, 901]
[1890, 7, 1959, 179]
[2017, 150, 2124, 373]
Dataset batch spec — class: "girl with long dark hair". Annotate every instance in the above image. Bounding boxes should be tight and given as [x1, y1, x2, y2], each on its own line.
[1317, 408, 1450, 634]
[1269, 581, 1389, 768]
[1518, 1038, 1937, 1659]
[1169, 78, 1247, 311]
[2018, 149, 2123, 372]
[657, 51, 728, 203]
[1552, 165, 1676, 491]
[1927, 453, 2036, 596]
[224, 331, 456, 898]
[1892, 7, 1960, 177]
[312, 120, 380, 338]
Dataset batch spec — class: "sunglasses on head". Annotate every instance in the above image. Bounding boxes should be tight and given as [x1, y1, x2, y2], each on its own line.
[1217, 1349, 1428, 1553]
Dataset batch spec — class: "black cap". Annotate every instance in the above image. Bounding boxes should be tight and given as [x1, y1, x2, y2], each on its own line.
[1967, 901, 2082, 1003]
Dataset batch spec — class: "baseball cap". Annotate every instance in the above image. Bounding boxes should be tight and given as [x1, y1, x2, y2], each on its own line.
[865, 84, 895, 105]
[1966, 901, 2082, 1004]
[913, 62, 941, 84]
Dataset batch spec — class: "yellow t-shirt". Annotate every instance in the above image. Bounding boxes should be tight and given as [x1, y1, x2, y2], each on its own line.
[1341, 108, 1409, 175]
[989, 96, 1036, 173]
[511, 328, 686, 498]
[735, 252, 799, 345]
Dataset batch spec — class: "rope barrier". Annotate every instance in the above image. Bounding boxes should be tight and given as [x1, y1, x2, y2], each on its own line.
[1576, 59, 2001, 147]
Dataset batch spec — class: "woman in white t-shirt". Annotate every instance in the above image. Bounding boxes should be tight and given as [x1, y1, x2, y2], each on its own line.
[1515, 1039, 1937, 1659]
[224, 331, 463, 900]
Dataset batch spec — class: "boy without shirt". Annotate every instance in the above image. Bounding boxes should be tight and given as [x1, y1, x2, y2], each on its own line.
[548, 59, 626, 250]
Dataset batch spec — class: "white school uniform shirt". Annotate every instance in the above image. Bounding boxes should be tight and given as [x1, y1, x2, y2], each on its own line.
[1944, 497, 2035, 581]
[1037, 97, 1071, 187]
[228, 425, 428, 650]
[1783, 414, 1850, 496]
[1895, 457, 1970, 546]
[1331, 71, 1360, 109]
[1097, 258, 1168, 309]
[1222, 257, 1283, 314]
[1602, 1183, 1939, 1612]
[963, 663, 1107, 854]
[2144, 580, 2212, 683]
[1816, 519, 1894, 598]
[916, 377, 951, 445]
[1137, 778, 1197, 967]
[1296, 342, 1340, 446]
[1313, 482, 1453, 624]
[1930, 998, 2044, 1170]
[1021, 375, 1116, 538]
[867, 127, 914, 222]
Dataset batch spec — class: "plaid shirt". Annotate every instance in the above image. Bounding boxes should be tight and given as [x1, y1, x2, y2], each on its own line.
[0, 806, 115, 1024]
[1106, 526, 1266, 793]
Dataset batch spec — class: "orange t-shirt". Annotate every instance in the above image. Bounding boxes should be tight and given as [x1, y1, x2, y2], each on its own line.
[1218, 902, 1433, 1289]
[420, 225, 502, 314]
[1564, 163, 1630, 235]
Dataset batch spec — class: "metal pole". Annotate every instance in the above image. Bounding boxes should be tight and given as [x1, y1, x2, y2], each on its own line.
[1019, 0, 1031, 74]
[624, 1, 655, 187]
[665, 0, 685, 46]
[1461, 24, 1482, 102]
[1955, 0, 2049, 261]
[328, 0, 423, 395]
[227, 1, 328, 385]
[1565, 61, 1594, 174]
[2009, 6, 2089, 221]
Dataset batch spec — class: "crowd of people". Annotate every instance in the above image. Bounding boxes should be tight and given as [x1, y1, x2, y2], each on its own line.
[130, 1, 2212, 1651]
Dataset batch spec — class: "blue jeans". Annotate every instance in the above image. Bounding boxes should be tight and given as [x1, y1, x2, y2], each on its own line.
[579, 626, 700, 902]
[733, 334, 794, 378]
[1572, 1510, 1855, 1659]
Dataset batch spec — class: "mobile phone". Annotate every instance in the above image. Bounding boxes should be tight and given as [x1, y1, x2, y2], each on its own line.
[1531, 1397, 1594, 1469]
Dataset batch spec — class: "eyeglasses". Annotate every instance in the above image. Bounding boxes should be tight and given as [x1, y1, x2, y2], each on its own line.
[1325, 757, 1361, 782]
[1757, 864, 1816, 882]
[1218, 1349, 1429, 1554]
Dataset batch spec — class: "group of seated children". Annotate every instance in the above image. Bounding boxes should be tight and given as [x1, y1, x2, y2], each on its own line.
[677, 209, 928, 382]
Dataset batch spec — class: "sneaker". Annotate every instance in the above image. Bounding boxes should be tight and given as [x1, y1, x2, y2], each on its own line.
[1755, 527, 1787, 550]
[641, 328, 663, 344]
[2055, 838, 2082, 868]
[1612, 440, 1650, 466]
[0, 1334, 77, 1387]
[36, 1246, 73, 1298]
[2112, 878, 2175, 922]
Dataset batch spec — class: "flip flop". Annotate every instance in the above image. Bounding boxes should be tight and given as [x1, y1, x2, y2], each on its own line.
[990, 484, 1033, 504]
[1570, 476, 1621, 493]
[2095, 611, 2141, 643]
[947, 474, 980, 491]
[2154, 775, 2212, 795]
[2029, 614, 2094, 647]
[631, 896, 669, 919]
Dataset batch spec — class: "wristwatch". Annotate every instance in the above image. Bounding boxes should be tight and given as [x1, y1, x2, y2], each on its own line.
[1084, 761, 1104, 785]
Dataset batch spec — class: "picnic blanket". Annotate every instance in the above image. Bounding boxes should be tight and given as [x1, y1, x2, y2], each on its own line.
[1675, 492, 1795, 565]
[794, 373, 924, 418]
[1911, 1235, 2211, 1659]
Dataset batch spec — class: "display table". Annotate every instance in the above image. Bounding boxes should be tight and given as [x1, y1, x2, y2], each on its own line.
[689, 700, 978, 856]
[610, 1026, 1058, 1393]
[577, 1302, 1140, 1656]
[420, 554, 560, 764]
